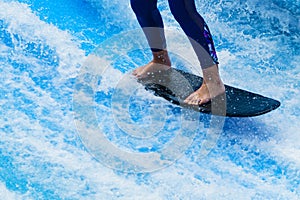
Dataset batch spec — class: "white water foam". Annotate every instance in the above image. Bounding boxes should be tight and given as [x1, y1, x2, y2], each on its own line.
[0, 0, 299, 199]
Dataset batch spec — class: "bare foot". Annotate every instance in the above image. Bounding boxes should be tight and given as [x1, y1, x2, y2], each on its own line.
[132, 50, 171, 79]
[132, 62, 171, 79]
[184, 64, 225, 105]
[184, 81, 225, 105]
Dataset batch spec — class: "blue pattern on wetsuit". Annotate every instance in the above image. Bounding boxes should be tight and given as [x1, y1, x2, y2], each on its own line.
[203, 23, 218, 65]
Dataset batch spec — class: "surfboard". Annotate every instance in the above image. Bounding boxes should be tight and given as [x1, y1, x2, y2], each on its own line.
[140, 68, 280, 117]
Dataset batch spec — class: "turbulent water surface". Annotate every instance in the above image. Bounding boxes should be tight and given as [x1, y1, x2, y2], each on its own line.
[0, 0, 299, 199]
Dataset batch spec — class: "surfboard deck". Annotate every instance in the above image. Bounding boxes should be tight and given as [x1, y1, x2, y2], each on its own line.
[140, 68, 280, 117]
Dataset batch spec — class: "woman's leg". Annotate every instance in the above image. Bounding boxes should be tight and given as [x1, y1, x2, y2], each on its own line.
[130, 0, 171, 78]
[168, 0, 225, 105]
[168, 0, 218, 68]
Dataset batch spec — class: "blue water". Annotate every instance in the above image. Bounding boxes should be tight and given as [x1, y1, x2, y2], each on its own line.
[0, 0, 299, 199]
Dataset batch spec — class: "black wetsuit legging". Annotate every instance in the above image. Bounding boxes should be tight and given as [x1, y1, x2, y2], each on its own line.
[130, 0, 219, 69]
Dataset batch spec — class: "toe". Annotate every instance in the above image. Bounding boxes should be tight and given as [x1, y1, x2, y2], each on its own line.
[184, 94, 201, 105]
[184, 93, 197, 103]
[192, 97, 201, 105]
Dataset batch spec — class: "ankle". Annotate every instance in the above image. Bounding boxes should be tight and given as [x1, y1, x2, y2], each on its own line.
[152, 50, 171, 66]
[202, 64, 223, 84]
